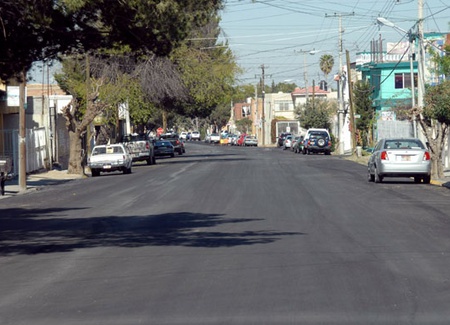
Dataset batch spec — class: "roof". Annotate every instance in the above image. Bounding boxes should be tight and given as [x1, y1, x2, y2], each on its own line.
[291, 86, 329, 96]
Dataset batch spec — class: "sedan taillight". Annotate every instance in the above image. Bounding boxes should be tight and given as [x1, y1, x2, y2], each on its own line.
[423, 151, 431, 161]
[380, 151, 389, 160]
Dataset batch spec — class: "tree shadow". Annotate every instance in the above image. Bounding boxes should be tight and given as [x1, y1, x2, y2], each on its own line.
[0, 209, 303, 256]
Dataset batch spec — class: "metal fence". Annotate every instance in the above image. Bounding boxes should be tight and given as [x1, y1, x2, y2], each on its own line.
[376, 120, 414, 141]
[1, 128, 48, 175]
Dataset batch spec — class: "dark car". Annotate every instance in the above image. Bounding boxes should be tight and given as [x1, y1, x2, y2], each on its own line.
[292, 135, 304, 153]
[154, 140, 175, 158]
[277, 132, 292, 147]
[159, 133, 183, 155]
[302, 129, 332, 155]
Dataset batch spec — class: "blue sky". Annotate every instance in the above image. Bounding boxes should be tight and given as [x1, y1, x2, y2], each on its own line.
[218, 0, 450, 87]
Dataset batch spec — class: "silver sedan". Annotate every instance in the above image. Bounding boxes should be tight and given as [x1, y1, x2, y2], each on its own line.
[367, 138, 431, 183]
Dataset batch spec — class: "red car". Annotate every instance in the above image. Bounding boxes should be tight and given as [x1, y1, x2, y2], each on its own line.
[237, 134, 247, 146]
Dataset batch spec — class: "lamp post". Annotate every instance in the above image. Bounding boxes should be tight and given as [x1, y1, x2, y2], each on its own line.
[377, 17, 419, 138]
[295, 49, 320, 101]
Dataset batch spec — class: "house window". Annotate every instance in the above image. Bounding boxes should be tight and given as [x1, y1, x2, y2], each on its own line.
[395, 73, 418, 89]
[275, 100, 292, 111]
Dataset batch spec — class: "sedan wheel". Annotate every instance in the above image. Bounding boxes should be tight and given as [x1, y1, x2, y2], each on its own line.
[374, 167, 383, 183]
[367, 169, 374, 182]
[423, 175, 431, 184]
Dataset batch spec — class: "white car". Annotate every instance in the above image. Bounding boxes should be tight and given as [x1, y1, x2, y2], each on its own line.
[179, 132, 188, 140]
[88, 144, 133, 177]
[191, 131, 201, 141]
[209, 133, 220, 144]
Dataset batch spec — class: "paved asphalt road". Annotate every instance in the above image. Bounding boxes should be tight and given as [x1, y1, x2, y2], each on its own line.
[1, 143, 450, 325]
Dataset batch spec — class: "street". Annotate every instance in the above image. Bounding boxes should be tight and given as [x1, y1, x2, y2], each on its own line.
[1, 143, 450, 325]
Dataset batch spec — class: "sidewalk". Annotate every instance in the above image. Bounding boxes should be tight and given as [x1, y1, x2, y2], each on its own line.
[0, 170, 84, 199]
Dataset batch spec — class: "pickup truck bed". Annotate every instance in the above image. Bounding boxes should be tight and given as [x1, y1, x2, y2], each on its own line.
[120, 134, 156, 165]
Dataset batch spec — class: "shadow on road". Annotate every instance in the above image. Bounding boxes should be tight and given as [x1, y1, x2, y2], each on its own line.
[0, 209, 303, 256]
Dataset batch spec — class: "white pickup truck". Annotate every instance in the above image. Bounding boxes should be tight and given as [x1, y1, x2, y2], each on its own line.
[88, 144, 132, 177]
[120, 134, 156, 165]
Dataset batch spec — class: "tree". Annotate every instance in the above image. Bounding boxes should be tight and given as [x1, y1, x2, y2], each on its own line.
[235, 118, 253, 134]
[1, 0, 224, 81]
[353, 80, 374, 147]
[429, 44, 450, 80]
[319, 54, 334, 82]
[170, 16, 239, 120]
[295, 98, 336, 130]
[412, 80, 450, 179]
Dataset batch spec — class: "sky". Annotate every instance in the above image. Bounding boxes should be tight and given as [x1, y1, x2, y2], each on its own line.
[218, 0, 450, 87]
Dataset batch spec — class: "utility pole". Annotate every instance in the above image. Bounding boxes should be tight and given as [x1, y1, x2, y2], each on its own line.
[19, 70, 26, 192]
[346, 50, 356, 153]
[260, 64, 265, 146]
[325, 12, 354, 155]
[416, 0, 425, 110]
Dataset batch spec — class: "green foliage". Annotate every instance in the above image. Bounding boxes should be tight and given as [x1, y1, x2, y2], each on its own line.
[170, 15, 239, 119]
[235, 118, 253, 134]
[0, 0, 224, 80]
[232, 84, 257, 102]
[271, 81, 297, 93]
[295, 98, 335, 130]
[423, 80, 450, 124]
[353, 80, 374, 147]
[209, 103, 231, 131]
[319, 54, 334, 78]
[429, 44, 450, 79]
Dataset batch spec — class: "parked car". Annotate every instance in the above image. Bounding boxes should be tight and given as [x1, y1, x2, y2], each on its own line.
[180, 132, 188, 140]
[302, 128, 332, 155]
[204, 134, 211, 143]
[209, 133, 220, 144]
[154, 140, 175, 158]
[88, 143, 133, 177]
[159, 133, 183, 155]
[283, 135, 293, 150]
[244, 135, 258, 146]
[292, 135, 304, 153]
[228, 134, 238, 145]
[277, 132, 292, 147]
[237, 133, 247, 146]
[367, 138, 431, 183]
[191, 131, 201, 141]
[220, 133, 229, 145]
[120, 133, 155, 165]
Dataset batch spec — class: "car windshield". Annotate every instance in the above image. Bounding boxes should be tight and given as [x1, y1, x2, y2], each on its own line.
[384, 140, 424, 149]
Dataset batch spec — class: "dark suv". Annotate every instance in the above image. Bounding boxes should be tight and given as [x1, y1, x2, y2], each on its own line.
[277, 132, 292, 147]
[302, 129, 332, 155]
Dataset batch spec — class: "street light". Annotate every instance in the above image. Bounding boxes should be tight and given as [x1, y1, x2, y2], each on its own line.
[377, 17, 418, 138]
[295, 49, 320, 100]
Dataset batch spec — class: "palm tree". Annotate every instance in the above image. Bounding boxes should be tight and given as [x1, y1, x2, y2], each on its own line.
[319, 54, 335, 82]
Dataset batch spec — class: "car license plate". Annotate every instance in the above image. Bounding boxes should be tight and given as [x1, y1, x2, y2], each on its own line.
[103, 165, 112, 169]
[399, 155, 411, 161]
